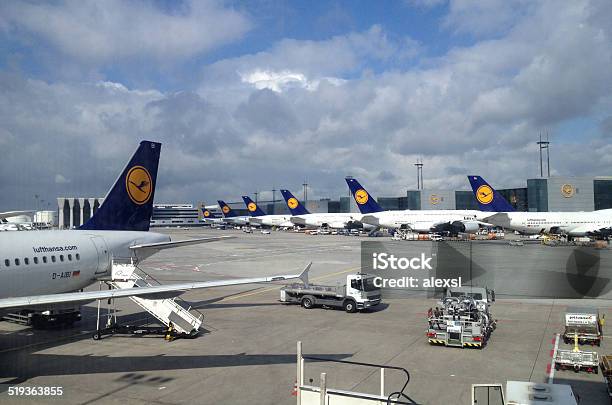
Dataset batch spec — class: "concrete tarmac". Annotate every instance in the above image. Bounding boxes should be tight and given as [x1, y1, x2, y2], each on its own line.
[1, 228, 611, 404]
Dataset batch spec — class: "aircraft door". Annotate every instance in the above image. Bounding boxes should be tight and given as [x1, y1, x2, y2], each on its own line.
[90, 236, 111, 274]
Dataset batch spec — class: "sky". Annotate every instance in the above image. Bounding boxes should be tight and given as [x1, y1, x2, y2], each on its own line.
[1, 0, 611, 210]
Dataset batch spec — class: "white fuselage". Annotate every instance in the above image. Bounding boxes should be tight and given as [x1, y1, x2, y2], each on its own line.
[488, 210, 612, 236]
[290, 213, 364, 229]
[0, 230, 168, 299]
[362, 210, 487, 232]
[249, 215, 294, 227]
[223, 216, 250, 226]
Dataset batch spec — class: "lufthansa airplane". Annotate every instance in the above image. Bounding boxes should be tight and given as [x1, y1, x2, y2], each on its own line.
[468, 175, 612, 237]
[241, 196, 294, 227]
[346, 178, 490, 234]
[216, 200, 250, 226]
[0, 211, 35, 231]
[279, 189, 368, 230]
[0, 141, 306, 314]
[201, 207, 225, 225]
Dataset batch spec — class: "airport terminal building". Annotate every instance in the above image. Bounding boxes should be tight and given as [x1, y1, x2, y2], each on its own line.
[380, 176, 612, 212]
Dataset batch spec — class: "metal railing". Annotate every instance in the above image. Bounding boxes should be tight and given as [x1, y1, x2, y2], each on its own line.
[296, 341, 419, 405]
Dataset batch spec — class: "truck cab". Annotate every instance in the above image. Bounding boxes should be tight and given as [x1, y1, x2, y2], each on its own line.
[347, 273, 381, 310]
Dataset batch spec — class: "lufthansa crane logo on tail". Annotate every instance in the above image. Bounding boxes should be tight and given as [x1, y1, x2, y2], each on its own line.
[287, 197, 299, 209]
[203, 210, 210, 217]
[476, 185, 494, 205]
[126, 166, 152, 205]
[222, 205, 230, 214]
[355, 189, 369, 205]
[248, 202, 257, 212]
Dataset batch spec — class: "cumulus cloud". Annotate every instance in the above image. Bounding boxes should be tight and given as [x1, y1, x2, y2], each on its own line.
[442, 0, 534, 37]
[200, 25, 417, 94]
[0, 0, 251, 62]
[239, 69, 346, 92]
[1, 0, 611, 210]
[54, 174, 70, 184]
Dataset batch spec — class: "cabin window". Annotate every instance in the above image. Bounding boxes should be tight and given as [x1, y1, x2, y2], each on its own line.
[59, 255, 64, 262]
[51, 256, 56, 263]
[34, 257, 39, 264]
[15, 258, 20, 266]
[76, 253, 80, 261]
[24, 258, 29, 265]
[4, 259, 9, 267]
[68, 254, 72, 261]
[42, 256, 47, 264]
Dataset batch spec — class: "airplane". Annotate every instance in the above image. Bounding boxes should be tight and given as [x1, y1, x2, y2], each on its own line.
[216, 200, 250, 226]
[0, 211, 34, 231]
[279, 189, 369, 230]
[0, 141, 307, 316]
[241, 196, 294, 227]
[346, 178, 489, 234]
[468, 175, 612, 238]
[0, 211, 33, 220]
[200, 207, 225, 226]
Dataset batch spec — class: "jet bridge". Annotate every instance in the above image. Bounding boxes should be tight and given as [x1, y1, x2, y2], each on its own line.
[94, 260, 203, 339]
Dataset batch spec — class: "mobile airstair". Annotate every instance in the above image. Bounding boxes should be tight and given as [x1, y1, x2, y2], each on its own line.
[93, 260, 203, 340]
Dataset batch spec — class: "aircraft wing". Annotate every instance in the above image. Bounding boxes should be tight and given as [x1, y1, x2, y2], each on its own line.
[0, 210, 33, 220]
[130, 236, 235, 254]
[0, 263, 311, 310]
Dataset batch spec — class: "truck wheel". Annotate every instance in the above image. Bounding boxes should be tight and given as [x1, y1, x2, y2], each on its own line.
[343, 300, 356, 313]
[301, 297, 314, 309]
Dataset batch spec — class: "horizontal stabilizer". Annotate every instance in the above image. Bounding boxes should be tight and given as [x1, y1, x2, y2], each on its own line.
[0, 210, 34, 220]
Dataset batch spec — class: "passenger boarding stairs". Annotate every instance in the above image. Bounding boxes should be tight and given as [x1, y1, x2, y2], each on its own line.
[108, 261, 203, 336]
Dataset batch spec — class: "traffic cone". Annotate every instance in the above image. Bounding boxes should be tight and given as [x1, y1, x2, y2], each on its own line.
[291, 380, 298, 396]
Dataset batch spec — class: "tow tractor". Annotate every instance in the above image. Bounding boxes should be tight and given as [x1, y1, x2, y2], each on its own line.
[427, 286, 496, 349]
[280, 267, 381, 313]
[554, 332, 599, 373]
[562, 306, 603, 346]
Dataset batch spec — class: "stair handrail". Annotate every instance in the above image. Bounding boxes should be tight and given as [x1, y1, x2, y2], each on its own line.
[302, 355, 418, 405]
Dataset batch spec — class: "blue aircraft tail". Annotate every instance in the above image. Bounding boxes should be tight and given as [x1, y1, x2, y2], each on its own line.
[280, 189, 310, 215]
[80, 140, 161, 231]
[217, 200, 239, 218]
[467, 175, 514, 212]
[241, 196, 266, 216]
[201, 208, 221, 219]
[345, 178, 383, 214]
